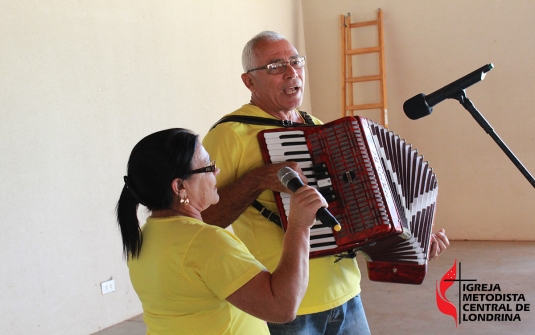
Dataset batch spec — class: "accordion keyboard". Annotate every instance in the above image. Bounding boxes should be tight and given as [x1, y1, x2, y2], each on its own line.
[263, 130, 339, 253]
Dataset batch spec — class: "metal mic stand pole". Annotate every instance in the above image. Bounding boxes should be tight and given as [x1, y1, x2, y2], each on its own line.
[452, 91, 535, 188]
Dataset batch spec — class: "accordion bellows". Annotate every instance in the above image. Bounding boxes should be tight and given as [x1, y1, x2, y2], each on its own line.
[259, 116, 438, 284]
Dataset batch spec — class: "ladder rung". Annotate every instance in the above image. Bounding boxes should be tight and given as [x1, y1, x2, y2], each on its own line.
[346, 75, 382, 83]
[346, 46, 380, 55]
[349, 20, 378, 28]
[347, 103, 384, 110]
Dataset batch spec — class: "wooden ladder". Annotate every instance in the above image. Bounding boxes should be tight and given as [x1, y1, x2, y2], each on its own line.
[341, 9, 388, 127]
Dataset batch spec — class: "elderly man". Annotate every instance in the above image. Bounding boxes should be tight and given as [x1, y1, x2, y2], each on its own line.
[202, 31, 449, 335]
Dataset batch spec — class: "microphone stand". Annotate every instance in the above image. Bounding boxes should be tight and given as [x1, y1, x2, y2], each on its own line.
[452, 91, 535, 188]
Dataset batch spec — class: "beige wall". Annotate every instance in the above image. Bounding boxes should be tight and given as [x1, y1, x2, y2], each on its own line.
[2, 0, 534, 334]
[0, 1, 308, 334]
[302, 0, 535, 240]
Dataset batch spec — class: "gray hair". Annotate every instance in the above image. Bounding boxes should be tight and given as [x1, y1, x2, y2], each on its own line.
[242, 31, 286, 73]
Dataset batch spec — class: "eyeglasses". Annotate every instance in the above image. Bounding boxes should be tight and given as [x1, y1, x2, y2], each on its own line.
[189, 161, 217, 174]
[247, 56, 306, 75]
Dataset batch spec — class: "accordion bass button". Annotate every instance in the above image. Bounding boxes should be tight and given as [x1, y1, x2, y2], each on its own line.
[392, 268, 398, 273]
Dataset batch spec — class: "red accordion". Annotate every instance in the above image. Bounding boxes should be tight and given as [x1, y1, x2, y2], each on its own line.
[258, 116, 438, 284]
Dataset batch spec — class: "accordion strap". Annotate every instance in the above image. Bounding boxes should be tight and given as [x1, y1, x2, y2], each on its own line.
[251, 199, 282, 228]
[209, 111, 315, 131]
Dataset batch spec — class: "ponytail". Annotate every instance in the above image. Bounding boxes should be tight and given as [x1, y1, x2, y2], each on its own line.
[116, 179, 143, 259]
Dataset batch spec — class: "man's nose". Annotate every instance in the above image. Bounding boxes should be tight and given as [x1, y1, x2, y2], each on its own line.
[283, 63, 298, 79]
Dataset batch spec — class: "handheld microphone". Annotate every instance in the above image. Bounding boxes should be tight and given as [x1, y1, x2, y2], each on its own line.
[277, 167, 341, 231]
[403, 63, 494, 120]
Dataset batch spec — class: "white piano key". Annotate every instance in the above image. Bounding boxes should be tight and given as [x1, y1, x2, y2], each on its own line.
[264, 131, 305, 139]
[268, 144, 310, 157]
[310, 236, 337, 244]
[269, 153, 312, 161]
[265, 139, 307, 147]
[297, 161, 313, 169]
[310, 226, 334, 236]
[266, 142, 308, 150]
[269, 156, 312, 166]
[311, 244, 338, 251]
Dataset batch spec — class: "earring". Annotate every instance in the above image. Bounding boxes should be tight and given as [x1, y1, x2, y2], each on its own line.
[180, 193, 189, 206]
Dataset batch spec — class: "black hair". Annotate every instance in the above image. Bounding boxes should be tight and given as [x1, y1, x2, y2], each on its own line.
[116, 128, 199, 259]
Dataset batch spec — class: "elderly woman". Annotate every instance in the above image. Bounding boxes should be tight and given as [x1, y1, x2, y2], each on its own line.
[116, 128, 326, 335]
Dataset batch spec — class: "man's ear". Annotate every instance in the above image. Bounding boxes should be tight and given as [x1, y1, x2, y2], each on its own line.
[241, 73, 255, 92]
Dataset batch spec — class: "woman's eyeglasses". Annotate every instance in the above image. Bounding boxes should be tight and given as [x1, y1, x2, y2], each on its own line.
[189, 161, 217, 174]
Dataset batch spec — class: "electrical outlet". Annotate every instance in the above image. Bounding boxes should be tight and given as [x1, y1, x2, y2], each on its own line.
[101, 279, 115, 295]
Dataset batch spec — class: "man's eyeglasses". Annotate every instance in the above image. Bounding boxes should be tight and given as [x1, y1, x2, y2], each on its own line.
[189, 161, 217, 174]
[247, 56, 306, 75]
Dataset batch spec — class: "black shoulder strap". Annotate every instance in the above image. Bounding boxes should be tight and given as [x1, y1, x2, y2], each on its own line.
[209, 110, 315, 131]
[251, 200, 282, 228]
[299, 111, 315, 125]
[209, 110, 316, 228]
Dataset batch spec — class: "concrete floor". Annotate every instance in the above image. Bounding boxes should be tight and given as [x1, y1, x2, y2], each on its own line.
[92, 241, 535, 335]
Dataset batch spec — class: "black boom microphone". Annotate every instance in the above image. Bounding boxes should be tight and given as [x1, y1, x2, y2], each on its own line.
[403, 63, 494, 120]
[402, 63, 535, 189]
[277, 166, 341, 231]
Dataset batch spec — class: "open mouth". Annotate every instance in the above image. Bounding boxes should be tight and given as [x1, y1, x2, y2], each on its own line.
[283, 86, 300, 94]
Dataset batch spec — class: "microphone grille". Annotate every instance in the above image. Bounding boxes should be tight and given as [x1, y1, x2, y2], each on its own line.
[277, 167, 298, 188]
[403, 93, 433, 120]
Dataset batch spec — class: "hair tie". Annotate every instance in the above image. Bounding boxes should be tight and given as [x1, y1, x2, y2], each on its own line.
[123, 176, 147, 206]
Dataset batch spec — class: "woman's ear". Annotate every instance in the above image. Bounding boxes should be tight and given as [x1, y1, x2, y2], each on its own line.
[171, 178, 183, 196]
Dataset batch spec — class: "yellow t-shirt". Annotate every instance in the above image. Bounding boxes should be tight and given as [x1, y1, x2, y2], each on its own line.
[128, 216, 269, 335]
[203, 104, 361, 315]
